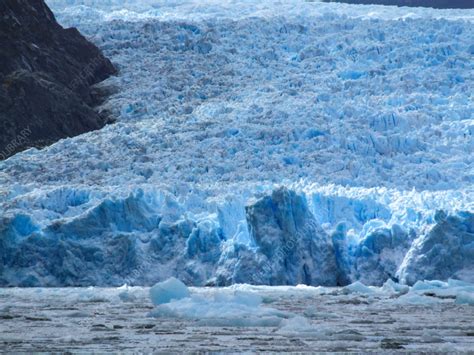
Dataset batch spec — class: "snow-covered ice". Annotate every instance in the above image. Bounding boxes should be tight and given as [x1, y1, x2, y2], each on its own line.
[0, 0, 473, 286]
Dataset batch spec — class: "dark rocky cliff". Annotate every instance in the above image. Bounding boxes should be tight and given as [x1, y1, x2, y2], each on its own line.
[0, 0, 116, 160]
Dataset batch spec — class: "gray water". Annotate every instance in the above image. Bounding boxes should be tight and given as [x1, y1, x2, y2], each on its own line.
[1, 287, 473, 352]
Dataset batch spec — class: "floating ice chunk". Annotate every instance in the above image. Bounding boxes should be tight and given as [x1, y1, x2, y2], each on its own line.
[76, 288, 110, 303]
[448, 278, 474, 288]
[118, 290, 137, 302]
[394, 293, 442, 305]
[455, 292, 474, 306]
[408, 279, 474, 300]
[197, 315, 283, 328]
[411, 280, 448, 292]
[343, 281, 376, 295]
[277, 316, 320, 334]
[149, 277, 190, 305]
[381, 279, 409, 295]
[149, 288, 290, 327]
[213, 290, 262, 307]
[118, 284, 137, 301]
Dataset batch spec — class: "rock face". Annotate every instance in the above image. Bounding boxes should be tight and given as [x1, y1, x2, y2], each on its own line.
[321, 0, 473, 9]
[398, 211, 474, 285]
[0, 0, 116, 160]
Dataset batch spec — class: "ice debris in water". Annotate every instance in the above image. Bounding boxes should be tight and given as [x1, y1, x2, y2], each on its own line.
[148, 278, 289, 327]
[381, 279, 409, 295]
[150, 277, 190, 305]
[341, 278, 474, 304]
[343, 281, 378, 295]
[455, 292, 474, 306]
[277, 316, 324, 335]
[393, 278, 474, 305]
[342, 279, 409, 296]
[146, 277, 474, 329]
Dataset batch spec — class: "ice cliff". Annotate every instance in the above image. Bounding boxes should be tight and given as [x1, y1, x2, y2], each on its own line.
[399, 211, 474, 285]
[216, 188, 338, 286]
[1, 186, 473, 287]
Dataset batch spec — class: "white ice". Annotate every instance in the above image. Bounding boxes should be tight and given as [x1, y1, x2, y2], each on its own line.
[150, 277, 190, 305]
[147, 277, 474, 328]
[149, 279, 290, 327]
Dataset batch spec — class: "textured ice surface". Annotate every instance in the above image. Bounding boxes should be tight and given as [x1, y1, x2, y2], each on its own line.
[0, 0, 473, 286]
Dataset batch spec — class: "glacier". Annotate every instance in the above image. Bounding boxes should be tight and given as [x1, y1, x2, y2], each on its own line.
[0, 0, 473, 287]
[215, 187, 338, 286]
[1, 184, 472, 286]
[398, 211, 474, 285]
